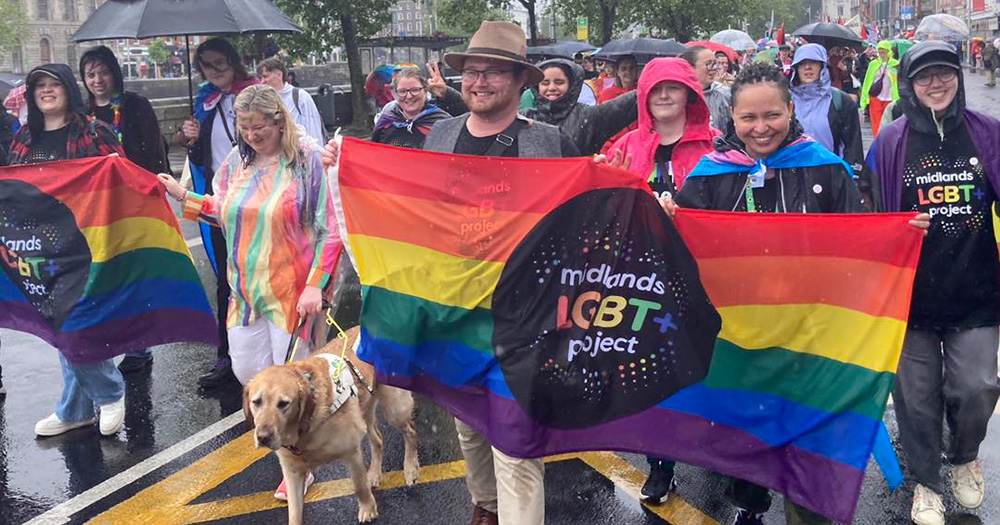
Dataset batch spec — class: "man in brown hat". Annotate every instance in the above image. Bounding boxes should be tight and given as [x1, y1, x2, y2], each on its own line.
[323, 20, 584, 525]
[424, 21, 578, 525]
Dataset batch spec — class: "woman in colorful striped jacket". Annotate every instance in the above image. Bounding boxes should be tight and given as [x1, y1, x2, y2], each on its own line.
[158, 83, 343, 386]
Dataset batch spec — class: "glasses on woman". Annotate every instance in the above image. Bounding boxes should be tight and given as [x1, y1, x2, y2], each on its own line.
[395, 87, 425, 97]
[912, 68, 957, 87]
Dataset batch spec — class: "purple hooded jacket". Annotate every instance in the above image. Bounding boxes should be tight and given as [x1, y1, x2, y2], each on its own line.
[868, 42, 1000, 212]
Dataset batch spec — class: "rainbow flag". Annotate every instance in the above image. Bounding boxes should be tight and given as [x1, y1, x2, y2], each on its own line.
[0, 156, 218, 364]
[332, 139, 923, 522]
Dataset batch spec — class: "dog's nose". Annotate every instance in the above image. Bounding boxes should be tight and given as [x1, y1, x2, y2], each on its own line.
[256, 431, 273, 447]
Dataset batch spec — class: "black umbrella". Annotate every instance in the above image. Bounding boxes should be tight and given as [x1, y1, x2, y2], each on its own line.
[72, 0, 302, 108]
[593, 38, 688, 64]
[528, 42, 597, 60]
[793, 22, 863, 51]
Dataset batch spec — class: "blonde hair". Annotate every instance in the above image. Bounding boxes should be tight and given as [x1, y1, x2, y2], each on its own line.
[233, 84, 300, 167]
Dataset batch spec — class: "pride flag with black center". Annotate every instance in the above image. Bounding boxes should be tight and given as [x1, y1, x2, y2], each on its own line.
[0, 156, 217, 364]
[331, 138, 923, 523]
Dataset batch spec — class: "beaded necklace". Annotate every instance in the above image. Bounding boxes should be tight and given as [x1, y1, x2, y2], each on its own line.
[90, 93, 123, 143]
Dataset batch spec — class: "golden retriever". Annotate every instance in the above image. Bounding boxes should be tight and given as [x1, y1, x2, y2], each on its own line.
[243, 326, 420, 524]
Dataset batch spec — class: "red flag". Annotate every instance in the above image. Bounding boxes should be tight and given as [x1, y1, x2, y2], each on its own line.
[838, 16, 845, 25]
[861, 23, 869, 41]
[777, 23, 785, 45]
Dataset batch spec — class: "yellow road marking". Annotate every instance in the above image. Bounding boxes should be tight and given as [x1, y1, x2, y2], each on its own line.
[89, 431, 718, 525]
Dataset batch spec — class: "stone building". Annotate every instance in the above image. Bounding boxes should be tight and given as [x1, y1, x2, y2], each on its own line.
[1, 0, 103, 74]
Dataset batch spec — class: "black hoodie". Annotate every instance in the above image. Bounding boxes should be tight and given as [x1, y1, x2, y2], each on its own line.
[25, 63, 85, 138]
[520, 58, 639, 156]
[8, 63, 123, 165]
[79, 46, 169, 174]
[896, 41, 1000, 328]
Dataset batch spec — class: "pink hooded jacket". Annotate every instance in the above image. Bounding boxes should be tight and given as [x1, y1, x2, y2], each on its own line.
[608, 58, 720, 189]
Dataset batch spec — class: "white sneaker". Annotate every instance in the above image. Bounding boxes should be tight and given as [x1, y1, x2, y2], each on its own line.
[911, 484, 945, 525]
[35, 413, 96, 437]
[952, 459, 985, 509]
[98, 396, 125, 436]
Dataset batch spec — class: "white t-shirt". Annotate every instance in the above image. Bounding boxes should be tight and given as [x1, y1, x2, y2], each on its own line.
[278, 83, 326, 143]
[210, 94, 237, 172]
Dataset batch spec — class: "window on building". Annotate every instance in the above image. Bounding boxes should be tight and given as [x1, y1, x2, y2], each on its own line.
[407, 22, 412, 32]
[416, 11, 422, 19]
[37, 0, 49, 19]
[838, 5, 844, 15]
[11, 43, 23, 74]
[416, 22, 422, 33]
[40, 38, 52, 62]
[63, 0, 77, 21]
[406, 12, 411, 20]
[66, 41, 77, 68]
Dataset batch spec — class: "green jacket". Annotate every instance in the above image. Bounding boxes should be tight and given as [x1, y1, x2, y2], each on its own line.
[860, 41, 900, 109]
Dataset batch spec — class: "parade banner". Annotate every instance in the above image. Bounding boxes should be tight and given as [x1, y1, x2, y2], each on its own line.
[331, 138, 923, 523]
[0, 156, 218, 364]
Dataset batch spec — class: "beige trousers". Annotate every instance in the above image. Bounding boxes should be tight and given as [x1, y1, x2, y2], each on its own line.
[455, 418, 545, 524]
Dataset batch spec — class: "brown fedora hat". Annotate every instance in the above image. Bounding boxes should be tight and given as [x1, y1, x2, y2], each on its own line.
[444, 21, 544, 85]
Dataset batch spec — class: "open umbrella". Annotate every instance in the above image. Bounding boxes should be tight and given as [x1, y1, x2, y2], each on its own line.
[711, 30, 756, 51]
[914, 13, 970, 41]
[593, 37, 688, 64]
[0, 72, 24, 101]
[73, 0, 302, 108]
[793, 22, 863, 50]
[685, 41, 737, 62]
[889, 39, 915, 59]
[527, 42, 597, 60]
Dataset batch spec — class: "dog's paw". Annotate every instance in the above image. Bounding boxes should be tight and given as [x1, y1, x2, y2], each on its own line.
[404, 462, 419, 486]
[367, 468, 383, 489]
[358, 502, 379, 522]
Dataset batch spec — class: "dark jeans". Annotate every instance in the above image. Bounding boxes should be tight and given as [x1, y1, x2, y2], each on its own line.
[893, 325, 1000, 493]
[210, 226, 230, 360]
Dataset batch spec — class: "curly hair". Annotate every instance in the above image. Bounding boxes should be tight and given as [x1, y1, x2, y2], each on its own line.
[730, 62, 791, 108]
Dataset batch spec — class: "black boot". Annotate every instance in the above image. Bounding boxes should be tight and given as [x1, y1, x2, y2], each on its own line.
[640, 459, 676, 504]
[198, 356, 237, 388]
[118, 353, 154, 374]
[733, 508, 765, 525]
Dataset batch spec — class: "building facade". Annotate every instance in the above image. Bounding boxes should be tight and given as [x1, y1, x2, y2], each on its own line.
[1, 0, 104, 74]
[377, 0, 432, 38]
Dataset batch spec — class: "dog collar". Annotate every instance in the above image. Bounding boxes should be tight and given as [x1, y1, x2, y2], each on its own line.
[315, 354, 357, 414]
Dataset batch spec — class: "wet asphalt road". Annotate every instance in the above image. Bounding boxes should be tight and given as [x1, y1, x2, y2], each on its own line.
[3, 76, 1000, 525]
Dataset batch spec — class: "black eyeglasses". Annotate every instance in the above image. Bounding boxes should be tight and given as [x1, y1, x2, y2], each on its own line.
[912, 69, 957, 86]
[394, 87, 425, 97]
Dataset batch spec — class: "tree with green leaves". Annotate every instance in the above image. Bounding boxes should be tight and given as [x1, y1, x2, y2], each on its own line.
[273, 0, 394, 131]
[0, 0, 27, 54]
[636, 0, 750, 42]
[554, 0, 642, 45]
[437, 0, 511, 36]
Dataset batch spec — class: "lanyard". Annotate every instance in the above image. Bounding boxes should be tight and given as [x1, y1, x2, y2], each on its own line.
[744, 177, 758, 213]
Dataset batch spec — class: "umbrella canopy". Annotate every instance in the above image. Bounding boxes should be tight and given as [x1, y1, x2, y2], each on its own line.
[550, 41, 597, 56]
[685, 41, 737, 62]
[526, 42, 597, 60]
[72, 0, 301, 42]
[914, 13, 970, 41]
[593, 37, 687, 64]
[793, 22, 863, 50]
[711, 29, 756, 51]
[72, 0, 301, 110]
[0, 72, 24, 100]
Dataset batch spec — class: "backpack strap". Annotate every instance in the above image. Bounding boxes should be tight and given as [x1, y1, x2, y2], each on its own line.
[485, 117, 527, 157]
[291, 88, 302, 116]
